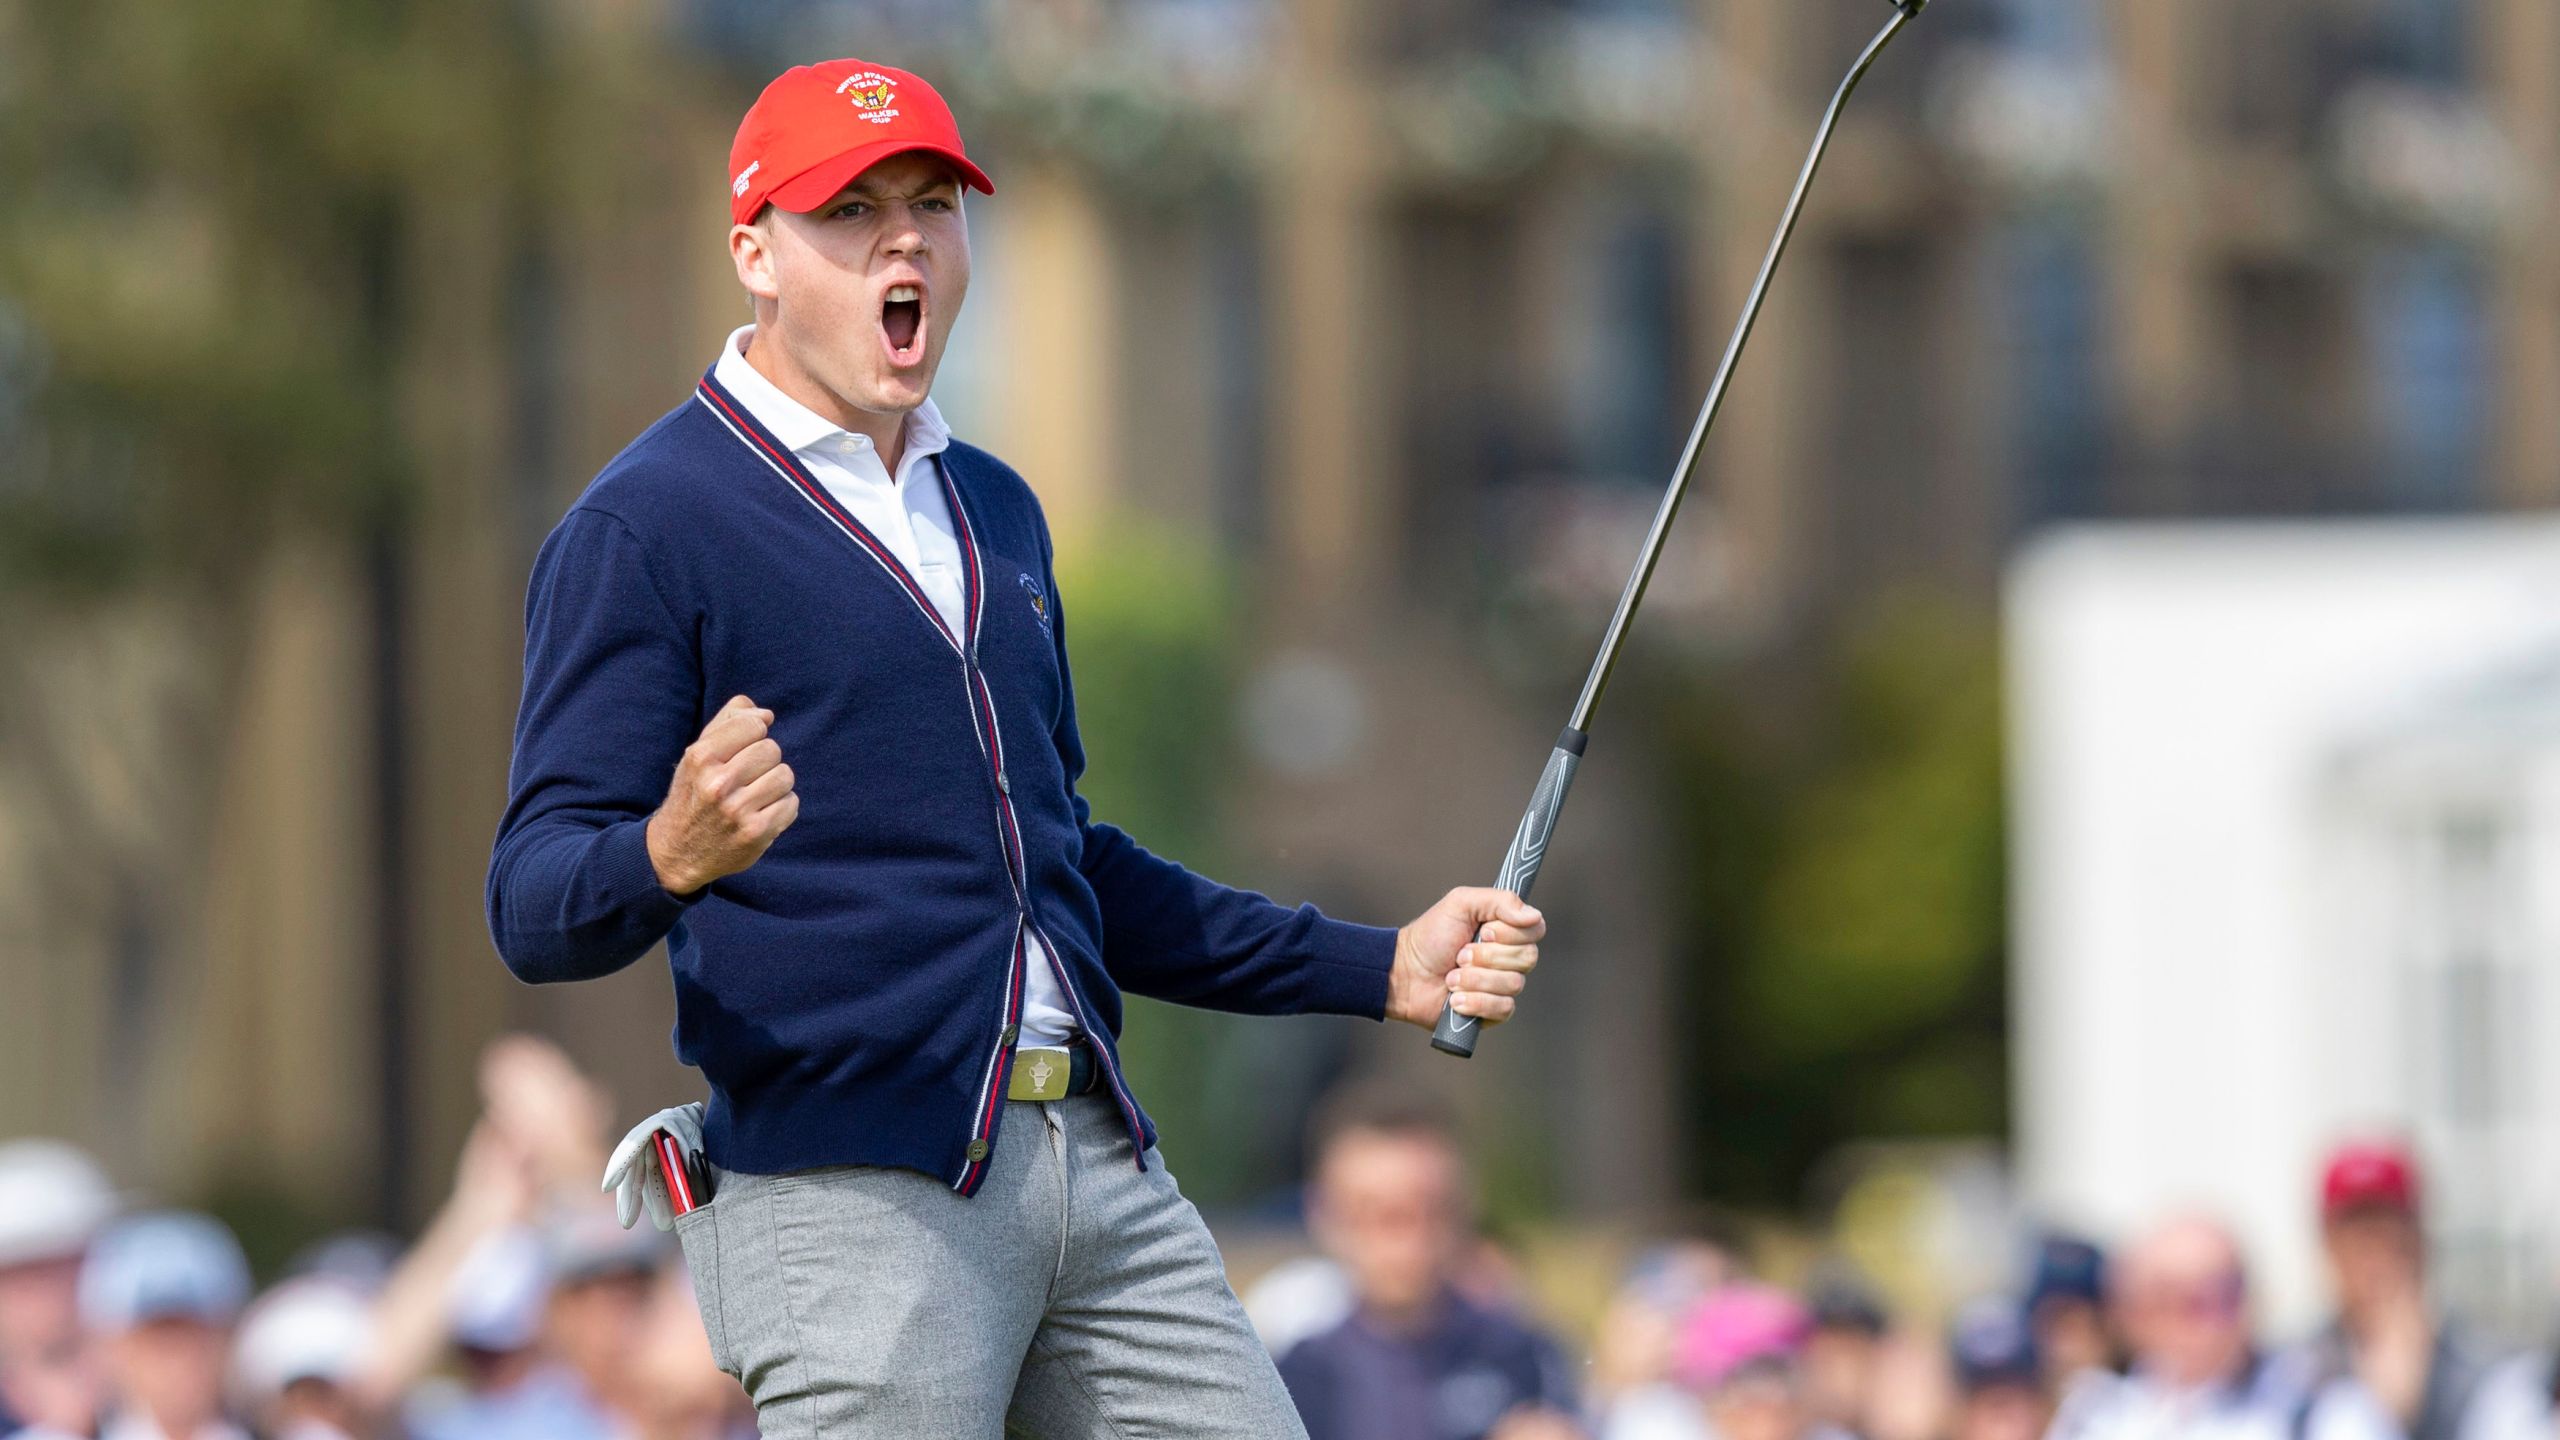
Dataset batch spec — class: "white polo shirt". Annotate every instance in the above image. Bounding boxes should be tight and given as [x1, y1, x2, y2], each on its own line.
[714, 324, 1081, 1049]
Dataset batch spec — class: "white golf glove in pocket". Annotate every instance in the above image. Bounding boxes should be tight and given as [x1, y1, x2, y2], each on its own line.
[601, 1102, 707, 1231]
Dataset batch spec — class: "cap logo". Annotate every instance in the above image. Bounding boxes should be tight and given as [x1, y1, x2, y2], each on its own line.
[732, 160, 760, 198]
[835, 71, 902, 123]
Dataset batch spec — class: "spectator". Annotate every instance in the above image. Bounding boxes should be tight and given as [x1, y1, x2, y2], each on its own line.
[2293, 1141, 2499, 1440]
[622, 1259, 755, 1440]
[74, 1211, 254, 1440]
[1673, 1284, 1841, 1440]
[384, 1037, 666, 1440]
[535, 1207, 669, 1431]
[0, 1142, 118, 1438]
[398, 1226, 573, 1440]
[394, 1185, 657, 1440]
[1949, 1297, 2050, 1440]
[1590, 1241, 1737, 1440]
[229, 1280, 374, 1440]
[1804, 1276, 1892, 1440]
[1276, 1085, 1581, 1440]
[2027, 1234, 2116, 1398]
[2051, 1216, 2299, 1440]
[1243, 1254, 1355, 1363]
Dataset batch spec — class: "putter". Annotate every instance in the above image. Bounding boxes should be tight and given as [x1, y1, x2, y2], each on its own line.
[1432, 0, 1932, 1058]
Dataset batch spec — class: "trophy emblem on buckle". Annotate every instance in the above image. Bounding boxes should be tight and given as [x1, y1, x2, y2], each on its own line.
[1029, 1056, 1055, 1096]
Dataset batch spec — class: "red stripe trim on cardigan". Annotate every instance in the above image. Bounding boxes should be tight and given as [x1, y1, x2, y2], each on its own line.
[957, 925, 1029, 1193]
[693, 379, 955, 649]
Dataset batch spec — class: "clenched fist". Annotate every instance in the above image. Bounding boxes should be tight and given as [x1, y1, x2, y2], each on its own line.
[1385, 887, 1545, 1030]
[644, 694, 799, 896]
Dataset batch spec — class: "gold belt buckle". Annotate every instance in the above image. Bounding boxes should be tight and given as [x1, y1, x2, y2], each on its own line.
[1010, 1047, 1071, 1101]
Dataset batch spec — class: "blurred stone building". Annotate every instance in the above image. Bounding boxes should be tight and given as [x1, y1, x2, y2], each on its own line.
[0, 0, 2551, 1229]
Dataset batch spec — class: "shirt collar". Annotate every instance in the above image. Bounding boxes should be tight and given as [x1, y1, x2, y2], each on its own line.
[714, 323, 951, 467]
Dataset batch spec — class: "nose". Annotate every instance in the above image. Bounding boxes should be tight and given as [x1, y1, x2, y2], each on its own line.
[881, 205, 928, 259]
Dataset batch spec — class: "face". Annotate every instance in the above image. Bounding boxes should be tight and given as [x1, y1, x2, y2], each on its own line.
[2322, 1208, 2423, 1315]
[628, 1262, 752, 1433]
[105, 1317, 229, 1431]
[1802, 1327, 1881, 1427]
[1309, 1130, 1467, 1317]
[1957, 1384, 2053, 1440]
[0, 1254, 84, 1355]
[1707, 1363, 1810, 1440]
[730, 151, 971, 421]
[0, 1322, 100, 1433]
[270, 1377, 359, 1437]
[545, 1269, 655, 1400]
[2030, 1296, 2113, 1382]
[2119, 1224, 2251, 1389]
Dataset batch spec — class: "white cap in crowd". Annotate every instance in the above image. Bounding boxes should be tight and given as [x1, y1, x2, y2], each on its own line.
[542, 1203, 667, 1287]
[77, 1210, 252, 1332]
[445, 1226, 548, 1354]
[0, 1139, 119, 1268]
[232, 1278, 375, 1402]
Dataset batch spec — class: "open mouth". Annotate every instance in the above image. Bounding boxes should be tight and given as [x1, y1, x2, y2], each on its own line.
[881, 283, 925, 364]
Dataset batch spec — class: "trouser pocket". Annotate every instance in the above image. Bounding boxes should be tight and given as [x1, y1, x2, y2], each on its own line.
[672, 1191, 733, 1378]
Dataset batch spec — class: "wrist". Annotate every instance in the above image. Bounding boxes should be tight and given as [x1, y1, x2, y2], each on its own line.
[1385, 924, 1431, 1029]
[644, 811, 703, 897]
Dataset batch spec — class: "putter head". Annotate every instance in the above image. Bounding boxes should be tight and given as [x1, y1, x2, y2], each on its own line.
[1894, 0, 1930, 13]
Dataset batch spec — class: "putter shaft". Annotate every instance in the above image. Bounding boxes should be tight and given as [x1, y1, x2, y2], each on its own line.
[1571, 1, 1919, 733]
[1431, 0, 1927, 1058]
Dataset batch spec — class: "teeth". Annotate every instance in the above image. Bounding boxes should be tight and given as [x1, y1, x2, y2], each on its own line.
[886, 285, 919, 303]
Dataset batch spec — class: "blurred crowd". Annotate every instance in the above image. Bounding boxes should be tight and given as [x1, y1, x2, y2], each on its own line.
[5, 1049, 2557, 1440]
[0, 1038, 750, 1440]
[1246, 1088, 2560, 1440]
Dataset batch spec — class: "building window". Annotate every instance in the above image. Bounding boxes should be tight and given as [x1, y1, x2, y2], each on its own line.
[2004, 221, 2108, 526]
[2364, 0, 2471, 85]
[1994, 0, 2098, 62]
[2365, 245, 2487, 512]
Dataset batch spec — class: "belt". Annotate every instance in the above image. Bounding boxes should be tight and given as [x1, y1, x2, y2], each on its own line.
[1006, 1039, 1098, 1102]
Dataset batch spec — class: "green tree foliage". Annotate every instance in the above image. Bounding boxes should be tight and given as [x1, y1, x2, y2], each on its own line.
[1648, 595, 2007, 1204]
[1052, 524, 1238, 864]
[0, 0, 615, 1228]
[0, 0, 600, 594]
[1050, 523, 1276, 1198]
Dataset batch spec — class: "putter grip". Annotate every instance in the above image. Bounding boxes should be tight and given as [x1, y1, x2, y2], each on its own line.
[1430, 729, 1585, 1058]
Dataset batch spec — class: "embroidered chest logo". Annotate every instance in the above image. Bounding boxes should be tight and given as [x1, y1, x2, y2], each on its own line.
[1027, 1055, 1055, 1095]
[1019, 572, 1051, 633]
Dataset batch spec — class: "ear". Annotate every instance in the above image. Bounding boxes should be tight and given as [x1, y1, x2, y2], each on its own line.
[730, 218, 782, 306]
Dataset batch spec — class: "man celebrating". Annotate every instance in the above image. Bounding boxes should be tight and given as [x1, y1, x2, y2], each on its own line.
[485, 57, 1546, 1437]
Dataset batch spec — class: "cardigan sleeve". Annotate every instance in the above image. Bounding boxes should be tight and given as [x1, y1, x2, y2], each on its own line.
[486, 507, 708, 984]
[1041, 540, 1396, 1020]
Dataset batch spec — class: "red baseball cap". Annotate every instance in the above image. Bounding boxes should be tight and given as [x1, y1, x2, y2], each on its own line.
[728, 59, 994, 227]
[2320, 1139, 2420, 1220]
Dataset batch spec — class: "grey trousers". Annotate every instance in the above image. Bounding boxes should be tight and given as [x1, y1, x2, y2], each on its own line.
[673, 1092, 1310, 1439]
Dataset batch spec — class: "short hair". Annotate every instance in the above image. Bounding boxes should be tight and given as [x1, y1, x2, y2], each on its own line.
[1305, 1080, 1461, 1167]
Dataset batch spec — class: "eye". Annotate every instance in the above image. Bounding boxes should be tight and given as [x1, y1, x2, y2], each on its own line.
[919, 196, 955, 212]
[831, 201, 869, 219]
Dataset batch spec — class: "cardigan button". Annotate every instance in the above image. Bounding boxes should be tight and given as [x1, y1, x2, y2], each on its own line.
[966, 1139, 990, 1162]
[1002, 1024, 1020, 1045]
[997, 771, 1011, 795]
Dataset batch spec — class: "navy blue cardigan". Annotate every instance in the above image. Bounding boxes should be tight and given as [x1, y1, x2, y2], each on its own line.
[486, 368, 1398, 1193]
